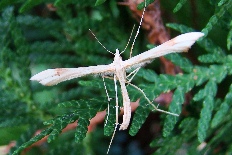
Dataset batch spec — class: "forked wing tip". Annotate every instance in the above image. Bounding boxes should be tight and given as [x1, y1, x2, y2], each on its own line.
[177, 32, 204, 42]
[30, 75, 38, 81]
[30, 76, 56, 86]
[30, 75, 39, 81]
[191, 32, 204, 39]
[172, 32, 204, 51]
[30, 69, 57, 86]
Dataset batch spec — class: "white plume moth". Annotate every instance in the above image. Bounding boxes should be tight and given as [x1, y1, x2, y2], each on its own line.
[30, 32, 204, 132]
[30, 2, 204, 153]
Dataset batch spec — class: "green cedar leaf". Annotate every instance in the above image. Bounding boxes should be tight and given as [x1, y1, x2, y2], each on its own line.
[136, 68, 157, 82]
[58, 98, 107, 110]
[29, 41, 73, 55]
[44, 98, 107, 143]
[218, 0, 228, 6]
[54, 0, 74, 6]
[198, 37, 225, 55]
[227, 26, 232, 50]
[163, 87, 185, 137]
[179, 117, 197, 134]
[19, 0, 48, 13]
[198, 53, 224, 63]
[192, 65, 227, 85]
[75, 118, 89, 142]
[95, 0, 107, 6]
[44, 113, 78, 141]
[192, 66, 209, 86]
[156, 75, 178, 92]
[109, 0, 119, 18]
[127, 84, 143, 102]
[58, 100, 83, 108]
[195, 80, 217, 142]
[104, 102, 117, 136]
[201, 0, 232, 36]
[137, 0, 155, 10]
[211, 84, 232, 127]
[79, 79, 103, 88]
[198, 95, 215, 142]
[166, 23, 195, 34]
[211, 102, 229, 127]
[193, 80, 217, 101]
[208, 65, 227, 83]
[173, 0, 188, 13]
[207, 122, 232, 149]
[140, 84, 159, 100]
[79, 79, 114, 91]
[152, 118, 197, 154]
[129, 98, 150, 136]
[165, 53, 193, 73]
[47, 129, 60, 143]
[175, 74, 195, 92]
[12, 128, 53, 155]
[17, 15, 62, 30]
[225, 56, 232, 75]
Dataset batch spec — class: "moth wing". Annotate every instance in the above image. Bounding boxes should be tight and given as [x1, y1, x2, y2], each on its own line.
[30, 64, 115, 86]
[122, 32, 204, 69]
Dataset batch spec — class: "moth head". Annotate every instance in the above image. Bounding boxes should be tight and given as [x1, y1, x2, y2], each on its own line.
[114, 48, 123, 62]
[115, 49, 120, 55]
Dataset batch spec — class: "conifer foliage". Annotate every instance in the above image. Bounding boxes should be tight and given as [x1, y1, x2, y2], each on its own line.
[0, 0, 232, 154]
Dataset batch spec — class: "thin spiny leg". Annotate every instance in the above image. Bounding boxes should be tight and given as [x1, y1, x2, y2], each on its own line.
[127, 82, 179, 116]
[89, 29, 114, 55]
[126, 67, 141, 83]
[129, 0, 147, 58]
[107, 74, 119, 154]
[114, 74, 119, 128]
[103, 76, 111, 127]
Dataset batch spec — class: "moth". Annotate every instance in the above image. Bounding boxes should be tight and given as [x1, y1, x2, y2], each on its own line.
[30, 32, 204, 129]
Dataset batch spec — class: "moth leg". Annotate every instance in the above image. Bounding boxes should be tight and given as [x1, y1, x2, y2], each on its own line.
[102, 76, 112, 127]
[103, 75, 118, 81]
[127, 82, 179, 117]
[107, 74, 119, 154]
[126, 67, 141, 83]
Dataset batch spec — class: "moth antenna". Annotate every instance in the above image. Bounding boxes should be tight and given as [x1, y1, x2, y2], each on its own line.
[89, 29, 114, 55]
[121, 24, 136, 54]
[130, 0, 147, 58]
